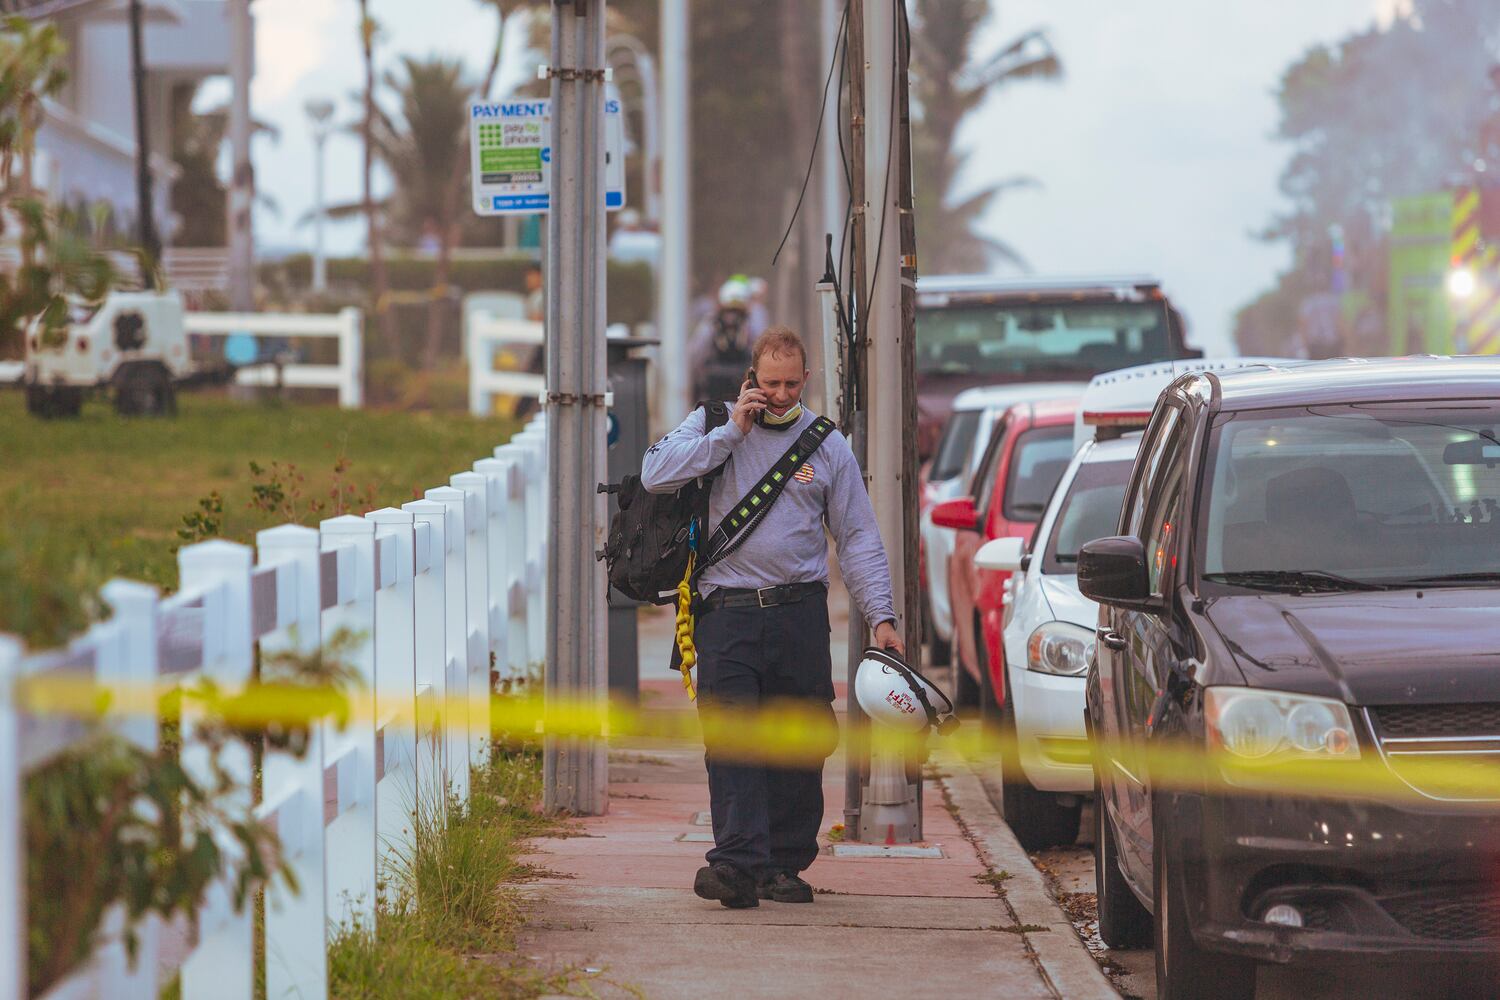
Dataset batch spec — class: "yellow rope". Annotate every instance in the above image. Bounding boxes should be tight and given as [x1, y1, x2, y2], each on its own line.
[674, 551, 698, 700]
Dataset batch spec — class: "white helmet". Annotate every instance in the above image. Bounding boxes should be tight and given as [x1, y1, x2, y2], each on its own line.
[718, 277, 751, 310]
[854, 648, 959, 735]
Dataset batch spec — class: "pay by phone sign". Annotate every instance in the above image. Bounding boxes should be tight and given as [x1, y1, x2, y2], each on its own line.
[469, 98, 626, 216]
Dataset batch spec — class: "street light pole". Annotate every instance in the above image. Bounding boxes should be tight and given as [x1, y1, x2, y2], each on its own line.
[658, 0, 690, 428]
[606, 36, 660, 225]
[227, 0, 254, 310]
[543, 0, 609, 817]
[305, 99, 335, 295]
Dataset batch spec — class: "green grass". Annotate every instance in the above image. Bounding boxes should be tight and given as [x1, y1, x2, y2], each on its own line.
[327, 743, 580, 999]
[0, 390, 520, 647]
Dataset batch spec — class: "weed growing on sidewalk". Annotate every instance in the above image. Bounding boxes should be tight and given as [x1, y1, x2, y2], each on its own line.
[327, 742, 577, 998]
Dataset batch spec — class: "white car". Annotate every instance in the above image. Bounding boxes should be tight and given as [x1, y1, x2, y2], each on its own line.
[978, 433, 1141, 850]
[975, 357, 1297, 851]
[920, 382, 1084, 662]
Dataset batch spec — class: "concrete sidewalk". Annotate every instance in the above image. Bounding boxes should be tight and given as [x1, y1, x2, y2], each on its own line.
[515, 591, 1117, 998]
[517, 745, 1058, 999]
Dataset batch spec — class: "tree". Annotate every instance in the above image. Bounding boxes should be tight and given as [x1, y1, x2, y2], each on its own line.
[371, 56, 472, 368]
[1237, 0, 1500, 354]
[910, 0, 1060, 274]
[0, 15, 111, 355]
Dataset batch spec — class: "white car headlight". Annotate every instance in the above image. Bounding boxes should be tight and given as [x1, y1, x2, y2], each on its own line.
[1026, 622, 1094, 677]
[1205, 688, 1360, 763]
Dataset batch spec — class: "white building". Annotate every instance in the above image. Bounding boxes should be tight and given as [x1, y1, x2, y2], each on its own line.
[21, 0, 244, 248]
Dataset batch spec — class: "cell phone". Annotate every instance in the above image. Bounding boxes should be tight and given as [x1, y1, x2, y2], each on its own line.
[745, 369, 765, 426]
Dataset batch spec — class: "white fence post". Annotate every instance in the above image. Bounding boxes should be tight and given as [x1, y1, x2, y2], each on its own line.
[466, 316, 544, 417]
[491, 447, 531, 681]
[0, 636, 25, 1000]
[510, 428, 547, 668]
[318, 517, 378, 932]
[473, 456, 519, 688]
[450, 472, 492, 767]
[403, 500, 449, 814]
[366, 508, 419, 872]
[254, 525, 329, 1000]
[95, 581, 162, 1000]
[177, 540, 255, 1000]
[338, 308, 363, 409]
[423, 487, 471, 802]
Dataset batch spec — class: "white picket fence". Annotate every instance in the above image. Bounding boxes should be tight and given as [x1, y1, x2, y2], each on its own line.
[187, 309, 365, 409]
[0, 417, 550, 1000]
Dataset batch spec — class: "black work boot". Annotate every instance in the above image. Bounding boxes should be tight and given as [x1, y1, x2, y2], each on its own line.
[757, 870, 814, 903]
[694, 862, 759, 909]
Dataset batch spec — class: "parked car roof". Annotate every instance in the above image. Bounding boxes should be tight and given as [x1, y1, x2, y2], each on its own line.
[916, 274, 1162, 302]
[950, 381, 1087, 413]
[1212, 356, 1500, 410]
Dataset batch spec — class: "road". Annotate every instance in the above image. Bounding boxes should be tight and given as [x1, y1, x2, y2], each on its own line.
[1008, 792, 1493, 999]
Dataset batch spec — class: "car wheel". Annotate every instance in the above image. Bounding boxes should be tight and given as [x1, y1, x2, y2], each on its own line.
[1152, 793, 1255, 1000]
[115, 366, 172, 417]
[998, 689, 1081, 852]
[1094, 767, 1151, 948]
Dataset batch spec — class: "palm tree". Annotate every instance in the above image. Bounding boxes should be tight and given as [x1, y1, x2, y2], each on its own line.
[371, 56, 472, 369]
[358, 0, 396, 354]
[911, 0, 1061, 274]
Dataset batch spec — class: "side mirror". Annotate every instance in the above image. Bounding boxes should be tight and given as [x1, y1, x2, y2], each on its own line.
[931, 496, 980, 531]
[974, 536, 1026, 573]
[1077, 536, 1155, 610]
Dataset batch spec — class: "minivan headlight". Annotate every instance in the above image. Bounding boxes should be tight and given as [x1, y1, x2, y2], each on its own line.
[1205, 688, 1360, 763]
[1026, 622, 1094, 677]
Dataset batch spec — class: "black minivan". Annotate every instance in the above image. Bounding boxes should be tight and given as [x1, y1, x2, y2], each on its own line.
[1080, 357, 1500, 999]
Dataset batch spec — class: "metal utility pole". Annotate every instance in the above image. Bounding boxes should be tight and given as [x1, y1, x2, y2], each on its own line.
[127, 0, 159, 287]
[850, 0, 922, 844]
[658, 0, 690, 428]
[227, 0, 254, 309]
[543, 0, 609, 816]
[820, 0, 846, 262]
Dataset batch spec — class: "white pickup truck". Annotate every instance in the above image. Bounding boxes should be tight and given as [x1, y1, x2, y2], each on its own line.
[24, 291, 192, 418]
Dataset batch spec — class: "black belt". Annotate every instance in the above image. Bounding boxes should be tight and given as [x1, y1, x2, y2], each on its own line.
[699, 581, 826, 611]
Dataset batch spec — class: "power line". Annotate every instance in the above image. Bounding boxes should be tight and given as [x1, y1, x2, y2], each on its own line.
[771, 1, 850, 268]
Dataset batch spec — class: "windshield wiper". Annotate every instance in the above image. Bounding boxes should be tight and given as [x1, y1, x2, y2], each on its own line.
[1201, 569, 1390, 594]
[1400, 572, 1500, 587]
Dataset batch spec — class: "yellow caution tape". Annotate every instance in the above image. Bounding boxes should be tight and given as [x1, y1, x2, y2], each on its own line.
[15, 671, 1500, 805]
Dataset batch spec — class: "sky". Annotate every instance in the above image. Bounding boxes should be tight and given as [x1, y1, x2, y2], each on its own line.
[235, 0, 1410, 355]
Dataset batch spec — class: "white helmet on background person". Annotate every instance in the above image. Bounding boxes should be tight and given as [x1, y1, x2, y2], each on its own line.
[718, 277, 751, 310]
[854, 647, 959, 734]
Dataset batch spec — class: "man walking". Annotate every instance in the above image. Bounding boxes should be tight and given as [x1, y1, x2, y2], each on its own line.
[642, 326, 903, 909]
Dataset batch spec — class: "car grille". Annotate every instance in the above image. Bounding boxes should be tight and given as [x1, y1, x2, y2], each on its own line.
[1366, 705, 1500, 801]
[1373, 704, 1500, 739]
[1385, 895, 1500, 941]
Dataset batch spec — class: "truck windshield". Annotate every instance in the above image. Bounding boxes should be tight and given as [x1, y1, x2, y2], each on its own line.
[1200, 404, 1500, 591]
[917, 301, 1173, 377]
[1043, 460, 1134, 573]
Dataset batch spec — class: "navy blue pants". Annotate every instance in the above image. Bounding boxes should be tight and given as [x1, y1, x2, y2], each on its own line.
[695, 588, 838, 879]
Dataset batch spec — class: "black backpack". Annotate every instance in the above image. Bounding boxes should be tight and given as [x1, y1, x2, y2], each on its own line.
[600, 401, 729, 605]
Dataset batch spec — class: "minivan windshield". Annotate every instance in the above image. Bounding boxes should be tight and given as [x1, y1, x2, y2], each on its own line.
[1200, 404, 1500, 591]
[917, 301, 1173, 378]
[1043, 460, 1134, 573]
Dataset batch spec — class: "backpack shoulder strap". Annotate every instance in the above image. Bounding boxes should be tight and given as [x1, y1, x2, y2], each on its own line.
[702, 400, 729, 432]
[697, 415, 837, 572]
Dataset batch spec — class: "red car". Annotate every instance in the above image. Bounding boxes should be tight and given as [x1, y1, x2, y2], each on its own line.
[930, 396, 1078, 724]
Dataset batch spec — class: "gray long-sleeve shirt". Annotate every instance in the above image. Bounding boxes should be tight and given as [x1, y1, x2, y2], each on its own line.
[641, 404, 897, 630]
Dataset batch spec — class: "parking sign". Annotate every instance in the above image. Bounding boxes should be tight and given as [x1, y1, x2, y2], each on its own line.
[469, 97, 626, 216]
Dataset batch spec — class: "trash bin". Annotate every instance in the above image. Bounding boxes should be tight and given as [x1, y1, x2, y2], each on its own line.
[606, 335, 658, 703]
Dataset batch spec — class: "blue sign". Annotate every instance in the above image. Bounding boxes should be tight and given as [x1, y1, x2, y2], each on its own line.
[606, 412, 620, 448]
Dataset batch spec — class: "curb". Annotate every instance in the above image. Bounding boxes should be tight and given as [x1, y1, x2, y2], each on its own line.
[941, 758, 1119, 1000]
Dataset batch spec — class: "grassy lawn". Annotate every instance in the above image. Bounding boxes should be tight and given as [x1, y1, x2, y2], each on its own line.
[0, 390, 520, 648]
